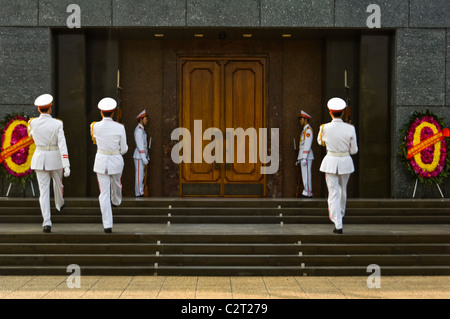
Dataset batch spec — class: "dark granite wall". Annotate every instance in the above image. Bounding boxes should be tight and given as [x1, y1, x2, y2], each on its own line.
[0, 0, 449, 198]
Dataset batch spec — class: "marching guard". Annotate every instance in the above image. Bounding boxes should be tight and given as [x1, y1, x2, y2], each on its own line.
[296, 110, 314, 198]
[28, 94, 70, 233]
[90, 98, 128, 233]
[318, 98, 358, 234]
[133, 110, 149, 197]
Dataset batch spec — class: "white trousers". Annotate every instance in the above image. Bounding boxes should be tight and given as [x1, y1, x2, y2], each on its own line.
[35, 169, 64, 227]
[97, 172, 122, 229]
[301, 159, 313, 197]
[134, 159, 145, 196]
[325, 173, 350, 230]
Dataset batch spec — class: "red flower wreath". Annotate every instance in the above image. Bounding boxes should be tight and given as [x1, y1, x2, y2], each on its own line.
[400, 110, 450, 185]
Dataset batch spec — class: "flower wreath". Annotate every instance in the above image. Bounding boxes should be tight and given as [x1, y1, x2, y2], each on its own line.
[399, 110, 450, 185]
[0, 114, 36, 187]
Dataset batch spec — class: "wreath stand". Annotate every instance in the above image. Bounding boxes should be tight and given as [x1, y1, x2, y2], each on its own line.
[5, 180, 36, 197]
[412, 179, 445, 198]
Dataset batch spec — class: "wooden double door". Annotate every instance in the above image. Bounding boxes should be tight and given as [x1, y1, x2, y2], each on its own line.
[180, 57, 266, 196]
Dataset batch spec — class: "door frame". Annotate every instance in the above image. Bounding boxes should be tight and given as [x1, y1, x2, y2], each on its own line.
[178, 56, 268, 197]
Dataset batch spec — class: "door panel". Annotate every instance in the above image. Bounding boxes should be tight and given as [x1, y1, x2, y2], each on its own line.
[224, 60, 265, 184]
[181, 60, 221, 184]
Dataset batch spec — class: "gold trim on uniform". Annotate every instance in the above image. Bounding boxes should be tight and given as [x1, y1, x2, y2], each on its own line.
[27, 118, 36, 136]
[319, 124, 326, 146]
[90, 122, 97, 145]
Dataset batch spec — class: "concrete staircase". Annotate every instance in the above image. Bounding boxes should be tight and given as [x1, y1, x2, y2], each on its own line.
[0, 198, 449, 276]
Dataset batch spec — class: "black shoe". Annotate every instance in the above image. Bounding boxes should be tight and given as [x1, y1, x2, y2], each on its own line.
[43, 226, 51, 233]
[104, 228, 112, 233]
[333, 228, 343, 234]
[58, 204, 65, 213]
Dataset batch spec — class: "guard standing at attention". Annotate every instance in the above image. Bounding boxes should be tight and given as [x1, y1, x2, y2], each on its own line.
[28, 94, 70, 233]
[296, 110, 314, 198]
[90, 98, 128, 233]
[318, 98, 358, 234]
[133, 110, 149, 197]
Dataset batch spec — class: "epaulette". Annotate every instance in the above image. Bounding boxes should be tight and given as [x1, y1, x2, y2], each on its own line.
[319, 124, 326, 146]
[90, 122, 97, 145]
[27, 118, 36, 135]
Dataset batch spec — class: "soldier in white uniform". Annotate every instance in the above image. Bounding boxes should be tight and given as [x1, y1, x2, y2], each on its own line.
[317, 98, 358, 234]
[90, 98, 128, 233]
[133, 110, 149, 197]
[28, 94, 70, 233]
[296, 110, 314, 198]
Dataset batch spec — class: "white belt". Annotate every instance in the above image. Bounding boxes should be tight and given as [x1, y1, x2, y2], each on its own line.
[36, 145, 59, 151]
[328, 151, 350, 157]
[98, 149, 120, 156]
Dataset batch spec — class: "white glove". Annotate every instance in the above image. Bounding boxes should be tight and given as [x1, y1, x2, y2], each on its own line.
[301, 159, 307, 167]
[295, 159, 301, 166]
[64, 167, 71, 177]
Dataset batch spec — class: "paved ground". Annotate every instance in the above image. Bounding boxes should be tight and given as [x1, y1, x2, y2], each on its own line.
[0, 275, 449, 299]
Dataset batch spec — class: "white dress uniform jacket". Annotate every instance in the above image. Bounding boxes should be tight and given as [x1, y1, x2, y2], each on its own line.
[318, 119, 358, 174]
[133, 123, 148, 196]
[91, 118, 128, 175]
[90, 118, 128, 230]
[28, 114, 70, 170]
[133, 124, 148, 164]
[297, 124, 314, 197]
[28, 114, 70, 227]
[297, 124, 314, 161]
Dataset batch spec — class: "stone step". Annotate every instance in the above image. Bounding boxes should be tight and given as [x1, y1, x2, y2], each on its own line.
[1, 254, 449, 267]
[0, 233, 449, 244]
[0, 243, 448, 255]
[1, 265, 450, 276]
[0, 211, 450, 224]
[1, 198, 449, 209]
[0, 230, 448, 276]
[1, 198, 448, 225]
[1, 207, 449, 216]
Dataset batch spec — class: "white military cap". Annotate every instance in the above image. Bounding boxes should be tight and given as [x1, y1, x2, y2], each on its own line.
[136, 110, 147, 120]
[327, 97, 346, 112]
[34, 94, 53, 109]
[299, 110, 311, 119]
[98, 97, 117, 112]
